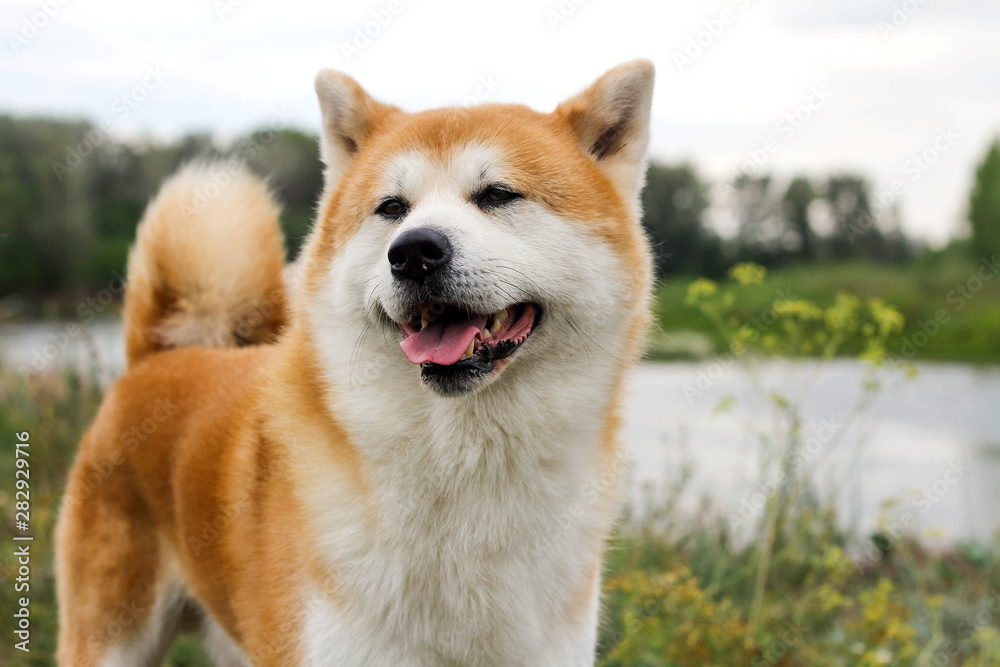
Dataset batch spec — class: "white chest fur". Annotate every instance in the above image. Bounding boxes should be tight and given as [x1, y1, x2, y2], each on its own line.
[296, 374, 618, 667]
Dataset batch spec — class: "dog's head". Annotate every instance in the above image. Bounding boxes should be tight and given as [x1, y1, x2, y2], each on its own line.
[298, 62, 655, 398]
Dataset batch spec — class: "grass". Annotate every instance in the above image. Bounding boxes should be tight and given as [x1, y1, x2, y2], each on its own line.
[4, 367, 1000, 665]
[649, 256, 1000, 365]
[598, 507, 1000, 665]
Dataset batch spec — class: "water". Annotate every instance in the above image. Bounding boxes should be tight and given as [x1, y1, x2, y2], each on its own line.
[625, 360, 1000, 545]
[1, 320, 125, 386]
[3, 321, 1000, 543]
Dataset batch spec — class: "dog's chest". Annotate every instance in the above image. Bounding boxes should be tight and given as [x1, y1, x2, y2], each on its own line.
[301, 427, 600, 665]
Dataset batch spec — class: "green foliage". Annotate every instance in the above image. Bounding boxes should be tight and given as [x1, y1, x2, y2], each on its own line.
[652, 259, 1000, 364]
[727, 173, 911, 267]
[597, 524, 942, 666]
[0, 116, 95, 293]
[684, 263, 906, 364]
[242, 128, 324, 258]
[641, 163, 726, 279]
[597, 270, 1000, 665]
[601, 568, 754, 665]
[969, 139, 1000, 261]
[596, 495, 1000, 666]
[0, 369, 102, 663]
[782, 177, 816, 260]
[732, 174, 784, 260]
[825, 174, 883, 260]
[0, 115, 323, 307]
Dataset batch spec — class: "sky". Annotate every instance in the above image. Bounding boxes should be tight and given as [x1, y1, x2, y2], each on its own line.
[2, 0, 998, 246]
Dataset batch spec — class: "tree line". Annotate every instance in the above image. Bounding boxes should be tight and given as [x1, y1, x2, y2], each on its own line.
[641, 166, 914, 280]
[1, 114, 998, 304]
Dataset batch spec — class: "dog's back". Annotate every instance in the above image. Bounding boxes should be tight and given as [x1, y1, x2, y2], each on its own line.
[55, 164, 304, 665]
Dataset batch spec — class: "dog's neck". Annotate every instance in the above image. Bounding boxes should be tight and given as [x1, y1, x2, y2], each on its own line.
[269, 321, 627, 548]
[334, 338, 619, 484]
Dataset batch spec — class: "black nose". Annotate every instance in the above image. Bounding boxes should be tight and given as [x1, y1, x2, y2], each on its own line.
[387, 228, 452, 282]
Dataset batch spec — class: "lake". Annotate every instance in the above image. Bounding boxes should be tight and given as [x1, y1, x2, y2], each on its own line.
[3, 320, 1000, 546]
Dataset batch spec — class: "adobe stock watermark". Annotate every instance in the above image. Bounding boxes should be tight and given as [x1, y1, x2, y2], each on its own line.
[728, 418, 843, 530]
[886, 255, 997, 367]
[62, 398, 180, 507]
[179, 107, 292, 221]
[213, 0, 249, 21]
[946, 255, 999, 311]
[7, 0, 71, 54]
[753, 623, 804, 666]
[187, 441, 301, 557]
[853, 457, 971, 571]
[51, 65, 170, 181]
[340, 0, 404, 64]
[878, 0, 932, 38]
[930, 589, 1000, 665]
[16, 270, 127, 381]
[717, 84, 833, 195]
[460, 75, 501, 106]
[672, 0, 755, 74]
[544, 0, 589, 31]
[84, 599, 146, 657]
[247, 593, 327, 664]
[530, 448, 635, 555]
[682, 286, 798, 404]
[844, 126, 957, 244]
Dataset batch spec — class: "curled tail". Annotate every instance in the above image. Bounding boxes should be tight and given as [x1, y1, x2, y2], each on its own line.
[123, 162, 288, 368]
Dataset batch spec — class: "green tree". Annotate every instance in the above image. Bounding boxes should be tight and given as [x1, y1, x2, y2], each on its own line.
[782, 177, 816, 260]
[641, 163, 724, 278]
[0, 116, 94, 294]
[969, 139, 1000, 259]
[825, 174, 888, 260]
[731, 173, 796, 265]
[243, 129, 323, 259]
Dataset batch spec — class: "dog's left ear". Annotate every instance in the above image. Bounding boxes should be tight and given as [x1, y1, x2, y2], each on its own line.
[315, 70, 401, 192]
[554, 60, 655, 209]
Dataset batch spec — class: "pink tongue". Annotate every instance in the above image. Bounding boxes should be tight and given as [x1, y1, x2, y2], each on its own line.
[400, 312, 488, 365]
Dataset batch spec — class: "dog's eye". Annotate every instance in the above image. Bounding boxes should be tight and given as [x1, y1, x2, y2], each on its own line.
[476, 185, 523, 209]
[376, 198, 408, 219]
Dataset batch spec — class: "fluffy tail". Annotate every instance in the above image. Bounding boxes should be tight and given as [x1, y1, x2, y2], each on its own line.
[123, 162, 288, 368]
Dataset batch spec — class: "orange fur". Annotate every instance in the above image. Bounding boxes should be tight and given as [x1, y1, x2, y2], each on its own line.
[122, 163, 287, 367]
[56, 61, 655, 666]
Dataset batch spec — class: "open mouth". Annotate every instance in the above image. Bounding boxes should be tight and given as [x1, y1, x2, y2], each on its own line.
[397, 300, 541, 389]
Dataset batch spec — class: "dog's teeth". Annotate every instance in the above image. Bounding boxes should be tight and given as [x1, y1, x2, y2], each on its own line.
[421, 306, 433, 330]
[481, 327, 492, 340]
[465, 340, 475, 358]
[490, 310, 509, 333]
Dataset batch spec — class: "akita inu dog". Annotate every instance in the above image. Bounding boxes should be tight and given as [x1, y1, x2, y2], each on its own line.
[55, 60, 655, 666]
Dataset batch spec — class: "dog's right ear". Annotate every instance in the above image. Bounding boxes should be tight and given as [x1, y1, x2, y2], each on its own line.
[314, 70, 400, 190]
[554, 60, 655, 214]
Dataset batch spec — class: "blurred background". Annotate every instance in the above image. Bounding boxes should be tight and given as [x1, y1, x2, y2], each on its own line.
[2, 0, 1000, 664]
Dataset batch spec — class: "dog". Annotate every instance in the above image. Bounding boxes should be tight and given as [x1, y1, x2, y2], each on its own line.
[55, 60, 655, 666]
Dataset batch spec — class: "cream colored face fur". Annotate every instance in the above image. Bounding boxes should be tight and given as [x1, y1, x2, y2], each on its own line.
[312, 143, 626, 398]
[304, 62, 655, 401]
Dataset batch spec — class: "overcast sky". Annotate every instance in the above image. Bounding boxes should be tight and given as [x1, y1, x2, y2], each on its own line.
[2, 0, 998, 245]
